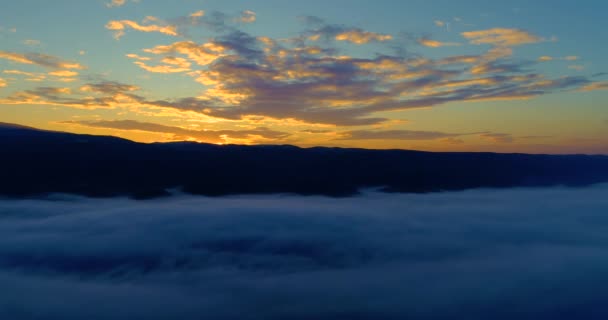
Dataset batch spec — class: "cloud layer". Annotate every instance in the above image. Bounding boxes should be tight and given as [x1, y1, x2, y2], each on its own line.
[2, 185, 608, 319]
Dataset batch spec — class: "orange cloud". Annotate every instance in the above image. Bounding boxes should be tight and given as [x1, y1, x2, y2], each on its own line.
[434, 20, 446, 27]
[142, 41, 226, 66]
[105, 19, 178, 39]
[240, 10, 256, 23]
[126, 53, 152, 61]
[63, 119, 290, 144]
[579, 82, 608, 92]
[48, 70, 79, 77]
[462, 28, 541, 47]
[133, 61, 190, 73]
[2, 69, 46, 81]
[0, 78, 7, 87]
[190, 10, 205, 18]
[0, 50, 85, 69]
[418, 38, 460, 48]
[335, 30, 392, 44]
[106, 0, 126, 8]
[479, 133, 514, 143]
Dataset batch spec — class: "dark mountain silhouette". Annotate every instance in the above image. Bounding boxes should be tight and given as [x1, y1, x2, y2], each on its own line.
[1, 122, 608, 199]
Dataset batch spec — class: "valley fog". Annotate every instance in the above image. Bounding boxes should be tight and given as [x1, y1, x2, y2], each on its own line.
[2, 185, 608, 319]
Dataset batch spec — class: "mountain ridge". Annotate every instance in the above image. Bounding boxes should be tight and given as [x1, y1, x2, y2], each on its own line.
[2, 123, 608, 199]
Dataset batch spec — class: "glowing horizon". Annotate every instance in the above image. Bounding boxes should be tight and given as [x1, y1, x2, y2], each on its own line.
[1, 0, 607, 154]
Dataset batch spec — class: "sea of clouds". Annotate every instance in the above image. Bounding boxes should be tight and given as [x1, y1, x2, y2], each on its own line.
[2, 185, 608, 319]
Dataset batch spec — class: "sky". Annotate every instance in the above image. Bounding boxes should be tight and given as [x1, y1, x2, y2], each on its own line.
[0, 0, 607, 153]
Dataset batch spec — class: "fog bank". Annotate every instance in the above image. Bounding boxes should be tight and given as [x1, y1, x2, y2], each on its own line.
[2, 185, 608, 319]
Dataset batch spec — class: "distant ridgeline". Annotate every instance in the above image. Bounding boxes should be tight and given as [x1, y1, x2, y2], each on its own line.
[1, 122, 608, 199]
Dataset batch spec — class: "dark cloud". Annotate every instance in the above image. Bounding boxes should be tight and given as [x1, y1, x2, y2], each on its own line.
[3, 81, 145, 109]
[140, 27, 596, 126]
[62, 119, 290, 143]
[1, 185, 608, 319]
[215, 31, 264, 60]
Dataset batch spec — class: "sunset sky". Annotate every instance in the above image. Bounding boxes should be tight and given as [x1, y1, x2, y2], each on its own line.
[1, 0, 607, 153]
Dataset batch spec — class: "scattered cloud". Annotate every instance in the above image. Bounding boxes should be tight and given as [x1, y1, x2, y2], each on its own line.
[579, 81, 608, 92]
[434, 20, 445, 27]
[106, 18, 178, 40]
[239, 10, 257, 23]
[105, 0, 126, 8]
[133, 61, 191, 73]
[1, 11, 603, 140]
[539, 55, 580, 62]
[2, 69, 46, 82]
[0, 50, 85, 69]
[335, 30, 393, 44]
[462, 28, 541, 47]
[418, 37, 460, 48]
[568, 65, 585, 71]
[0, 78, 6, 87]
[0, 26, 17, 34]
[141, 41, 226, 66]
[190, 10, 205, 18]
[128, 53, 194, 74]
[48, 70, 79, 77]
[126, 53, 152, 61]
[21, 39, 41, 46]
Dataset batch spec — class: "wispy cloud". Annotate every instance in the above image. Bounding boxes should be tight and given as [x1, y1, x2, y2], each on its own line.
[106, 18, 178, 39]
[129, 54, 194, 74]
[480, 132, 514, 143]
[2, 69, 46, 82]
[63, 119, 290, 144]
[239, 10, 257, 23]
[0, 50, 85, 69]
[21, 39, 41, 46]
[105, 0, 132, 8]
[462, 28, 542, 47]
[418, 37, 460, 48]
[337, 129, 468, 141]
[48, 70, 79, 77]
[1, 81, 145, 109]
[335, 30, 393, 44]
[539, 55, 580, 62]
[579, 81, 608, 92]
